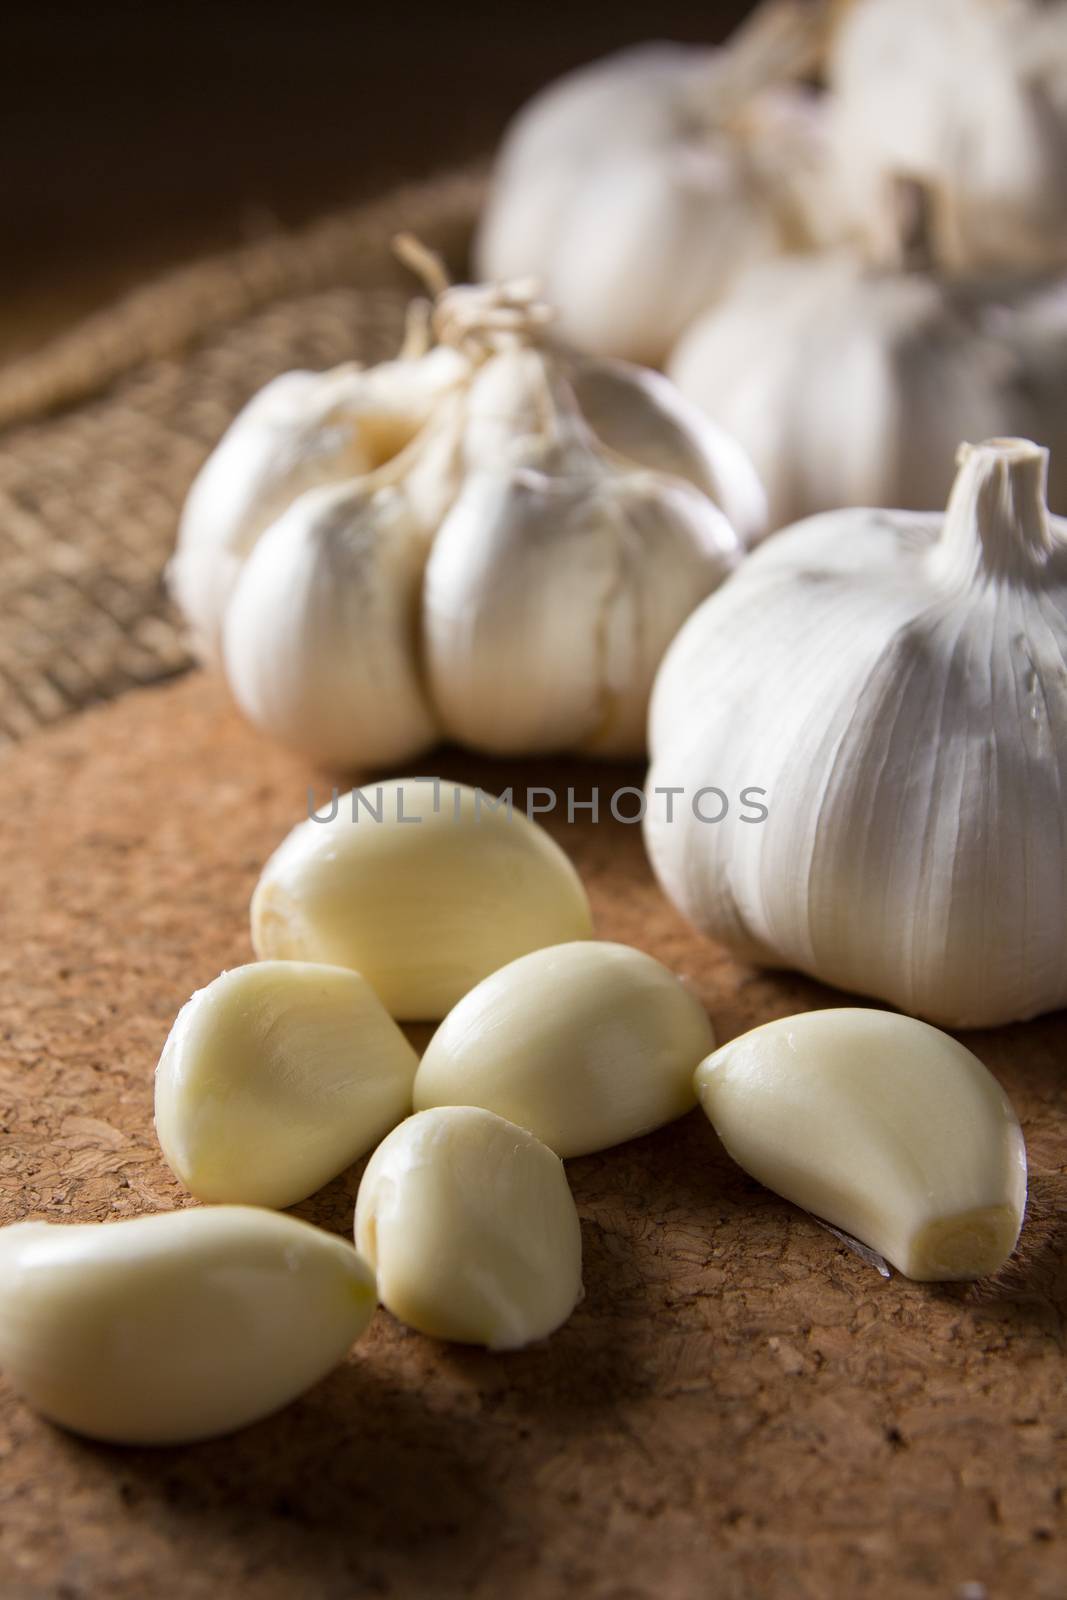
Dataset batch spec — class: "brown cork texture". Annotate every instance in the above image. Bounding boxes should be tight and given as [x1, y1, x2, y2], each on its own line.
[0, 673, 1064, 1600]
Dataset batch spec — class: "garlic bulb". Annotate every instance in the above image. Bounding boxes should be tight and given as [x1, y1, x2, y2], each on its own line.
[476, 1, 838, 363]
[355, 1106, 582, 1349]
[828, 0, 1067, 274]
[155, 962, 419, 1208]
[0, 1207, 376, 1444]
[252, 779, 594, 1021]
[177, 256, 756, 767]
[170, 344, 469, 659]
[647, 437, 1067, 1028]
[695, 1009, 1027, 1281]
[668, 234, 1067, 530]
[414, 941, 713, 1157]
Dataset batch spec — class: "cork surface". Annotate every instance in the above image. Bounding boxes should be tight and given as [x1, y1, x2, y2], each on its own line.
[0, 672, 1064, 1600]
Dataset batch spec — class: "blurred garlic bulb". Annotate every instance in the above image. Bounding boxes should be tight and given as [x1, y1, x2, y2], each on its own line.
[828, 0, 1067, 274]
[476, 1, 839, 363]
[170, 343, 470, 659]
[669, 191, 1067, 528]
[647, 437, 1067, 1029]
[177, 249, 757, 767]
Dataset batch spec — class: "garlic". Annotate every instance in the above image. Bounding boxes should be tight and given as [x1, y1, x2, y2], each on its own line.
[695, 1008, 1027, 1281]
[251, 779, 594, 1021]
[0, 1207, 376, 1444]
[647, 437, 1067, 1028]
[476, 1, 840, 363]
[827, 0, 1067, 275]
[177, 251, 755, 767]
[155, 961, 419, 1208]
[170, 344, 469, 659]
[354, 1106, 582, 1348]
[668, 206, 1067, 529]
[413, 941, 713, 1157]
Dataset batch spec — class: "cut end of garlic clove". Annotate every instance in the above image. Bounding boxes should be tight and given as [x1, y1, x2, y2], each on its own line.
[154, 961, 419, 1209]
[694, 1008, 1027, 1282]
[251, 779, 594, 1021]
[355, 1106, 583, 1350]
[0, 1207, 376, 1445]
[413, 940, 713, 1157]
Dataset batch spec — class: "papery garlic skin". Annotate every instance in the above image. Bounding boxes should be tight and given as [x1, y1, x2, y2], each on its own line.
[355, 1106, 582, 1349]
[155, 962, 419, 1209]
[222, 479, 438, 769]
[668, 251, 1067, 529]
[647, 438, 1067, 1028]
[828, 0, 1067, 275]
[413, 941, 713, 1157]
[0, 1208, 376, 1444]
[170, 348, 468, 659]
[476, 7, 837, 364]
[695, 1009, 1027, 1281]
[251, 780, 594, 1021]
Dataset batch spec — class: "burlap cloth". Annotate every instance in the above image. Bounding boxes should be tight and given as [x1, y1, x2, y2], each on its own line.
[0, 167, 482, 747]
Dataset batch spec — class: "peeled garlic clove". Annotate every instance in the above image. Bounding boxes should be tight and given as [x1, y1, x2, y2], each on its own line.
[0, 1207, 376, 1444]
[695, 1008, 1027, 1281]
[355, 1106, 582, 1349]
[222, 479, 438, 769]
[423, 452, 742, 757]
[414, 941, 713, 1157]
[251, 779, 593, 1021]
[155, 961, 419, 1209]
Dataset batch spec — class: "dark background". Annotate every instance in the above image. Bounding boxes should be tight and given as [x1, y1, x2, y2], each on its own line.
[0, 0, 749, 361]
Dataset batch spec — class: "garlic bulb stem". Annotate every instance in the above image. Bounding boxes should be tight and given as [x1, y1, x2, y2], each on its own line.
[687, 0, 830, 128]
[934, 437, 1055, 586]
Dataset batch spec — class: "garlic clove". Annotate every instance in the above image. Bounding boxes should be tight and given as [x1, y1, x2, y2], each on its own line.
[251, 779, 594, 1022]
[0, 1207, 376, 1444]
[568, 354, 769, 545]
[222, 479, 438, 770]
[154, 961, 419, 1209]
[413, 941, 714, 1158]
[354, 1106, 582, 1349]
[694, 1008, 1027, 1281]
[422, 452, 743, 757]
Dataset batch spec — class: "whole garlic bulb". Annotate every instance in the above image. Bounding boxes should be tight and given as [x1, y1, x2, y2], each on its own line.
[475, 1, 838, 363]
[669, 235, 1067, 528]
[177, 260, 757, 767]
[647, 438, 1067, 1029]
[828, 0, 1067, 274]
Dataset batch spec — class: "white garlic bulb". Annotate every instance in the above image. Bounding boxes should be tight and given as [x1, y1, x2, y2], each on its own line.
[414, 940, 713, 1157]
[695, 1009, 1027, 1280]
[476, 2, 838, 363]
[252, 779, 594, 1021]
[155, 962, 419, 1208]
[170, 345, 469, 659]
[177, 261, 756, 767]
[668, 239, 1067, 530]
[647, 437, 1067, 1028]
[828, 0, 1067, 275]
[0, 1207, 376, 1444]
[355, 1106, 582, 1349]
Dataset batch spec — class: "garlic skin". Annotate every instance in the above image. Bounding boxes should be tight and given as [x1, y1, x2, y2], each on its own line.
[222, 478, 438, 769]
[170, 348, 468, 659]
[476, 4, 837, 363]
[0, 1207, 376, 1445]
[155, 962, 419, 1209]
[251, 780, 594, 1021]
[355, 1106, 582, 1349]
[648, 438, 1067, 1028]
[413, 941, 713, 1157]
[695, 1009, 1027, 1281]
[828, 0, 1067, 275]
[668, 249, 1067, 529]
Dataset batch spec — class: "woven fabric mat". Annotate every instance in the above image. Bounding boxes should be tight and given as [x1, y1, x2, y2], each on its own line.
[0, 166, 482, 748]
